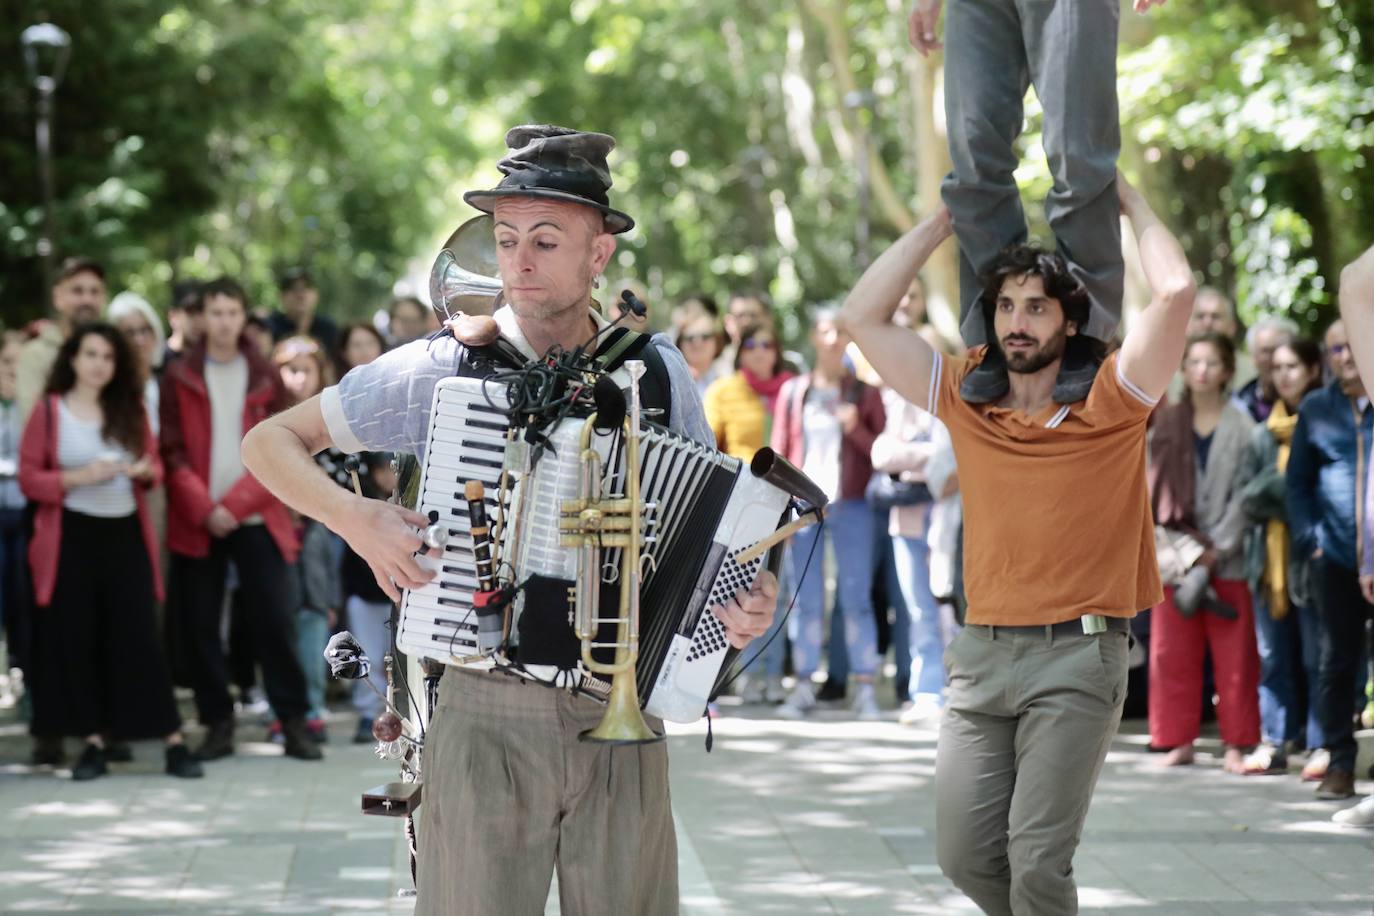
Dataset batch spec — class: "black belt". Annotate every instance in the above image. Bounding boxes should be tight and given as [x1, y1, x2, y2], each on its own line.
[966, 616, 1131, 638]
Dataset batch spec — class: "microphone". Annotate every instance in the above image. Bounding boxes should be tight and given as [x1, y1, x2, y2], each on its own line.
[619, 288, 647, 318]
[592, 376, 627, 430]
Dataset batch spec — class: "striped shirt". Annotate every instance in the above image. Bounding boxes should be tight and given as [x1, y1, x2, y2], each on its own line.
[57, 398, 135, 518]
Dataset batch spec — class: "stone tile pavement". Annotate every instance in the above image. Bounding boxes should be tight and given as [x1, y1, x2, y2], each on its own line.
[1, 702, 1370, 914]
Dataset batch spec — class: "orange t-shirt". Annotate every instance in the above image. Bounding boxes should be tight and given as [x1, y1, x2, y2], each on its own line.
[929, 348, 1163, 625]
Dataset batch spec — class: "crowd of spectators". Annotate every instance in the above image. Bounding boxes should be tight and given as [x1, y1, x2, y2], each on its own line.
[0, 259, 416, 779]
[0, 257, 1369, 828]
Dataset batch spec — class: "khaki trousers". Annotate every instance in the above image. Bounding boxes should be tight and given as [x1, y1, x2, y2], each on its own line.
[416, 668, 678, 916]
[935, 624, 1129, 916]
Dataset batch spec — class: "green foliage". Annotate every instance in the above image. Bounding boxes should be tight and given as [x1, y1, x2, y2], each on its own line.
[3, 0, 1370, 338]
[1119, 0, 1374, 331]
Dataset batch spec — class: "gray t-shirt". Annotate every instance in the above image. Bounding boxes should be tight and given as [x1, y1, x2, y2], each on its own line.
[320, 307, 713, 457]
[205, 354, 248, 504]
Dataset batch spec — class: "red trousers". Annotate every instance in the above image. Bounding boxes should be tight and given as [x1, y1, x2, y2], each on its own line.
[1148, 577, 1261, 748]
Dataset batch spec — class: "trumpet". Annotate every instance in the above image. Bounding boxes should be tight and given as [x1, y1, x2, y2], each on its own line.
[559, 360, 663, 745]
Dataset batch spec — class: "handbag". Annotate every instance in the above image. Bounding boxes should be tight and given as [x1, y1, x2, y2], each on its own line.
[864, 471, 931, 511]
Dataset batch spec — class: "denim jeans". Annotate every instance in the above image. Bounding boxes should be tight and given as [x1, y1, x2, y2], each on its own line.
[1313, 557, 1374, 773]
[296, 607, 331, 720]
[893, 536, 947, 700]
[786, 499, 878, 678]
[1253, 596, 1325, 749]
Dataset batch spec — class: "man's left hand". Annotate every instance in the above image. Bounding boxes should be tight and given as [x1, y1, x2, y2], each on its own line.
[1360, 573, 1374, 605]
[712, 570, 779, 650]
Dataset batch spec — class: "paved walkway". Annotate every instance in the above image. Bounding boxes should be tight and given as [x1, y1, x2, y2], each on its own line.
[1, 699, 1370, 914]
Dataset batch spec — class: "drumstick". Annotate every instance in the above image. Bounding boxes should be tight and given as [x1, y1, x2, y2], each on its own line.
[734, 507, 827, 566]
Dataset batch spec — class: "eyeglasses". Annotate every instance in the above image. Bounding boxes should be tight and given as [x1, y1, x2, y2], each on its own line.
[1328, 343, 1350, 357]
[741, 339, 776, 351]
[124, 325, 156, 339]
[680, 332, 715, 345]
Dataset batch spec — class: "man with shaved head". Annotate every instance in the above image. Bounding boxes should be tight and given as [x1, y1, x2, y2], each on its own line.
[243, 125, 779, 915]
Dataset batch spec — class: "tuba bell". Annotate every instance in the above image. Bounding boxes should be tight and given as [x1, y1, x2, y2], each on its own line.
[429, 215, 503, 318]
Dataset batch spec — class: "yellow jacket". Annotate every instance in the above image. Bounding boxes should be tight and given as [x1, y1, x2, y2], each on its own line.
[703, 371, 766, 463]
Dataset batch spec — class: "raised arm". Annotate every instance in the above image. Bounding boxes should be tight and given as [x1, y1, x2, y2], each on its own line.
[1339, 243, 1374, 390]
[838, 209, 952, 412]
[1116, 174, 1198, 402]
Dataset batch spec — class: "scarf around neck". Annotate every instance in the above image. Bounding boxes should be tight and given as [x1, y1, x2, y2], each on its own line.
[1262, 400, 1299, 619]
[741, 366, 794, 413]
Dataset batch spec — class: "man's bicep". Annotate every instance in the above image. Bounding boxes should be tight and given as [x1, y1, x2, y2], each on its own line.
[1118, 293, 1191, 402]
[848, 326, 939, 412]
[277, 397, 338, 456]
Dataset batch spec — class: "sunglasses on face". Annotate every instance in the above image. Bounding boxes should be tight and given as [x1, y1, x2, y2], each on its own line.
[680, 332, 715, 345]
[741, 338, 776, 351]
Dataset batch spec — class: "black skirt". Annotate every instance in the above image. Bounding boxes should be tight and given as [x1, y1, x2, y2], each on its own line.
[28, 510, 181, 740]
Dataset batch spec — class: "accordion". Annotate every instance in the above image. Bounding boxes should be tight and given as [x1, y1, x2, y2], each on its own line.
[394, 373, 823, 723]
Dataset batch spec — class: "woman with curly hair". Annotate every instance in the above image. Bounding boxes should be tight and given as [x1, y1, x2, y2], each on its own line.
[19, 323, 201, 780]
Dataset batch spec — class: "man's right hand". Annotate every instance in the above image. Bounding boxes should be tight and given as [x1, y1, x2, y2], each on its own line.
[334, 498, 437, 602]
[206, 505, 239, 538]
[907, 0, 944, 56]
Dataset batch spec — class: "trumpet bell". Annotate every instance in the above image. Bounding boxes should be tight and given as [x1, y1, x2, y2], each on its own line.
[430, 215, 503, 317]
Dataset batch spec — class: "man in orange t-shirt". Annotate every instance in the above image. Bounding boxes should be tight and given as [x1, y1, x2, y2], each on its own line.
[839, 172, 1195, 915]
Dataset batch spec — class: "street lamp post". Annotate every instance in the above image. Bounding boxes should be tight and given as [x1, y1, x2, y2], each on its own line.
[21, 23, 72, 298]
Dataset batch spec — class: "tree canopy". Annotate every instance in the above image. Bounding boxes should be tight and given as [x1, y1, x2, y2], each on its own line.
[3, 0, 1370, 337]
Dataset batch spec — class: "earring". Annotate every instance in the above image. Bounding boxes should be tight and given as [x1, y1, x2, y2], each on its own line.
[593, 275, 602, 289]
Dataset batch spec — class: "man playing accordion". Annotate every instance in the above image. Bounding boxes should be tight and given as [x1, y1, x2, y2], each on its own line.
[244, 124, 780, 915]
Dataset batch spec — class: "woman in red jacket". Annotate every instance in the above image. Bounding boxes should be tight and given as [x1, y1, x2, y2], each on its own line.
[19, 323, 201, 781]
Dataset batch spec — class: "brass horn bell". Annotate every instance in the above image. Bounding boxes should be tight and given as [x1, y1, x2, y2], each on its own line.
[429, 215, 503, 318]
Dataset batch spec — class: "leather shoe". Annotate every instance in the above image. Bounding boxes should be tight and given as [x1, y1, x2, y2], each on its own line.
[1315, 769, 1356, 800]
[71, 743, 108, 781]
[282, 717, 324, 761]
[165, 744, 205, 779]
[195, 720, 235, 761]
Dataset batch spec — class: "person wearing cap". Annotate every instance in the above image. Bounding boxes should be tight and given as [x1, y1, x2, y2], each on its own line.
[266, 267, 339, 351]
[16, 257, 108, 423]
[840, 171, 1195, 914]
[242, 124, 780, 914]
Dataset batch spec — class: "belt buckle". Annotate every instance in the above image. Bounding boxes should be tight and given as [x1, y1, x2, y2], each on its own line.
[1080, 614, 1108, 635]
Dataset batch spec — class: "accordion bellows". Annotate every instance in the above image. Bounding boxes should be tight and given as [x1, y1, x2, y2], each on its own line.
[395, 375, 795, 723]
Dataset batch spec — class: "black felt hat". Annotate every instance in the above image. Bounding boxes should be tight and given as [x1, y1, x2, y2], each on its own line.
[463, 125, 634, 234]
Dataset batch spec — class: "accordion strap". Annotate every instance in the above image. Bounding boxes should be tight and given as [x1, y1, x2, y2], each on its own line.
[592, 329, 673, 428]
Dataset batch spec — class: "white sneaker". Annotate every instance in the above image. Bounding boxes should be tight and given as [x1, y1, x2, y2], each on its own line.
[1333, 796, 1374, 828]
[898, 695, 943, 727]
[777, 682, 816, 720]
[851, 683, 881, 721]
